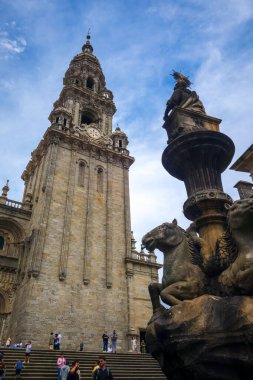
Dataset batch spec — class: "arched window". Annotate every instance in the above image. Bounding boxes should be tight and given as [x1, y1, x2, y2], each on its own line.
[97, 168, 104, 193]
[0, 237, 4, 250]
[81, 114, 93, 125]
[86, 77, 94, 90]
[78, 161, 86, 187]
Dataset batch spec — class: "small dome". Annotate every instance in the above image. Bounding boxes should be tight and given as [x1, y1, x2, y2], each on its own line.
[82, 34, 94, 54]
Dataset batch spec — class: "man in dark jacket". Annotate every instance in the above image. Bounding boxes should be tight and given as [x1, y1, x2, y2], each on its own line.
[92, 356, 113, 380]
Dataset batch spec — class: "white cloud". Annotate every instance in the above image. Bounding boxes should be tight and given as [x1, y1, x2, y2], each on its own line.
[0, 38, 26, 53]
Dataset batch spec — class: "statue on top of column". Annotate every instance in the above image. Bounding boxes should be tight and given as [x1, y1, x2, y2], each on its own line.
[163, 71, 206, 121]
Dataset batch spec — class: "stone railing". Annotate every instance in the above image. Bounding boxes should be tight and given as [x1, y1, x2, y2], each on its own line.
[5, 199, 23, 208]
[133, 251, 157, 263]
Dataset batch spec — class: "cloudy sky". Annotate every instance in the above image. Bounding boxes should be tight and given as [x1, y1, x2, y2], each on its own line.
[0, 0, 253, 265]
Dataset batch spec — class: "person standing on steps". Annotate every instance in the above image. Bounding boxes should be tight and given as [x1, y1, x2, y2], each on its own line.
[110, 330, 118, 354]
[58, 332, 62, 350]
[67, 360, 80, 380]
[57, 352, 66, 380]
[49, 332, 54, 350]
[54, 333, 60, 350]
[102, 332, 109, 352]
[92, 356, 114, 380]
[60, 359, 70, 380]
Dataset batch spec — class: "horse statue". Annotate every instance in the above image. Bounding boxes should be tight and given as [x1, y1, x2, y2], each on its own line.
[218, 197, 253, 296]
[142, 219, 206, 312]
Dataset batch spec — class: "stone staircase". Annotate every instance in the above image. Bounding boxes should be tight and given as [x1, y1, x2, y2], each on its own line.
[1, 349, 166, 380]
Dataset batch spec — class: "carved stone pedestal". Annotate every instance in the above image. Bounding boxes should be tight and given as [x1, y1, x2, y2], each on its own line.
[146, 295, 253, 380]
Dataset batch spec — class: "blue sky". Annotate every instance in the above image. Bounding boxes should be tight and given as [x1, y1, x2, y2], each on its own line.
[0, 0, 253, 262]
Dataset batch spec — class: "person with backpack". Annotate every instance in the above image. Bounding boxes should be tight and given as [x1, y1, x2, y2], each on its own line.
[14, 359, 25, 379]
[61, 359, 70, 380]
[92, 356, 114, 380]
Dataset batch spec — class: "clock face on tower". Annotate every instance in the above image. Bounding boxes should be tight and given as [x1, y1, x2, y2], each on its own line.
[87, 126, 101, 139]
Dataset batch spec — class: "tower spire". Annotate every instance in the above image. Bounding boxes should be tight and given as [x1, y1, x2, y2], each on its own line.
[82, 29, 93, 54]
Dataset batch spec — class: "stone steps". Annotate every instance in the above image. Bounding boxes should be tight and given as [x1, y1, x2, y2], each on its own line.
[0, 349, 166, 379]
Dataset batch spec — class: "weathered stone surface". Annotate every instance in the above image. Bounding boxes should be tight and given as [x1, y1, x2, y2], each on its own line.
[146, 295, 253, 380]
[0, 36, 161, 350]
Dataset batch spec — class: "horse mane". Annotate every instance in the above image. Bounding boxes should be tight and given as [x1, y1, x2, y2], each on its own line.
[202, 228, 238, 276]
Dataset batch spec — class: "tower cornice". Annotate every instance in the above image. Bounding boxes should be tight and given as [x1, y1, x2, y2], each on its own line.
[22, 126, 134, 179]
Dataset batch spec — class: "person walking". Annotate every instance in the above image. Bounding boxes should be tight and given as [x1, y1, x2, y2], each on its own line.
[24, 341, 32, 363]
[110, 330, 118, 353]
[92, 356, 114, 380]
[57, 352, 66, 380]
[14, 358, 25, 379]
[102, 332, 109, 352]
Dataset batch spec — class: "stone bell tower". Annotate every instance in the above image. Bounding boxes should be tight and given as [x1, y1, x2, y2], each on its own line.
[6, 35, 160, 350]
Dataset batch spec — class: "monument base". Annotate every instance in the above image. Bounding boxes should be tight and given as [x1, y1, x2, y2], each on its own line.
[146, 295, 253, 380]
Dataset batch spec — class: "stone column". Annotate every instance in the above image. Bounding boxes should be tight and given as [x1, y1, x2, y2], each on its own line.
[106, 158, 113, 288]
[28, 137, 59, 277]
[73, 101, 80, 127]
[82, 150, 94, 285]
[58, 144, 77, 280]
[122, 160, 132, 258]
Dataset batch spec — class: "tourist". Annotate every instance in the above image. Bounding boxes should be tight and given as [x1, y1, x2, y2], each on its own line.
[140, 340, 146, 354]
[102, 332, 109, 352]
[49, 332, 54, 349]
[54, 333, 60, 350]
[0, 358, 5, 380]
[14, 358, 25, 378]
[57, 352, 66, 380]
[24, 341, 32, 363]
[92, 356, 114, 380]
[60, 359, 70, 380]
[110, 330, 118, 353]
[5, 336, 11, 348]
[58, 332, 62, 349]
[92, 360, 100, 375]
[68, 360, 80, 380]
[79, 339, 84, 352]
[131, 336, 137, 353]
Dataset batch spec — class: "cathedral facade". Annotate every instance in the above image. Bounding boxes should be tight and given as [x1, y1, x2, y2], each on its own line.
[0, 35, 161, 350]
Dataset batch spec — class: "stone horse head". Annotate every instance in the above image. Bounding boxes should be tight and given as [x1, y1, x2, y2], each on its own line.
[142, 219, 205, 308]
